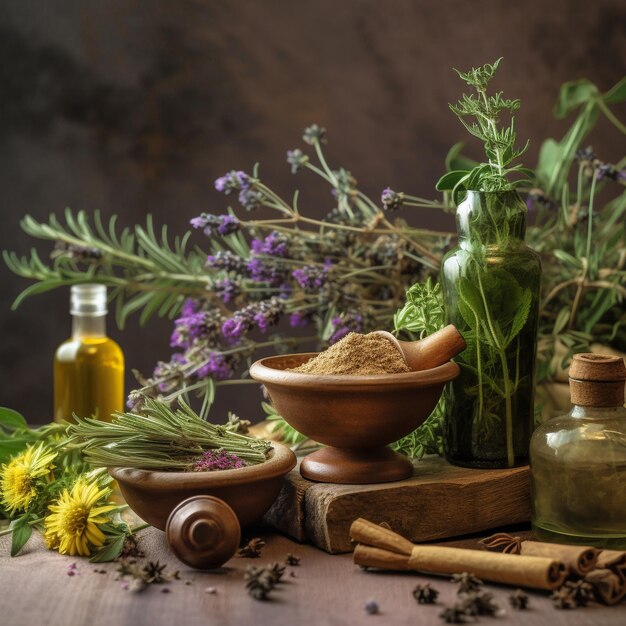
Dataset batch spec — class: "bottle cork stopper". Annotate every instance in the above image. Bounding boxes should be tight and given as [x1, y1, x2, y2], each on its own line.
[569, 353, 626, 407]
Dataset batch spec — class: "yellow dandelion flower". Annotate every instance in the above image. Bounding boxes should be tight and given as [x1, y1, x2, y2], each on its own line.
[44, 478, 117, 556]
[0, 443, 57, 515]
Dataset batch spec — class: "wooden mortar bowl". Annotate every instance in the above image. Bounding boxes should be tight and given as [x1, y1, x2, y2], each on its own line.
[109, 442, 296, 530]
[249, 354, 460, 484]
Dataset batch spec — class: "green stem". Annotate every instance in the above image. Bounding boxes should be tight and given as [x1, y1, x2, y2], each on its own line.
[598, 99, 626, 136]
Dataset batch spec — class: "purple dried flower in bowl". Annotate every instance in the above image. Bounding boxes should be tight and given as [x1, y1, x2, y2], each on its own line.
[193, 449, 245, 472]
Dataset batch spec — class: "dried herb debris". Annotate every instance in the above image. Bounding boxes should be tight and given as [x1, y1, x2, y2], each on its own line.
[413, 583, 439, 604]
[459, 591, 502, 617]
[439, 605, 471, 624]
[285, 553, 301, 566]
[244, 563, 285, 601]
[509, 589, 529, 610]
[118, 533, 145, 560]
[238, 537, 265, 558]
[116, 560, 179, 592]
[452, 572, 483, 594]
[551, 580, 595, 609]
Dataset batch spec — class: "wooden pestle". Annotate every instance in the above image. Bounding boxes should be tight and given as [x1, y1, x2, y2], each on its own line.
[371, 325, 466, 371]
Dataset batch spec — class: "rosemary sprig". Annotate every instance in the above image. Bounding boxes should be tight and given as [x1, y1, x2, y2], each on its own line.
[68, 398, 271, 470]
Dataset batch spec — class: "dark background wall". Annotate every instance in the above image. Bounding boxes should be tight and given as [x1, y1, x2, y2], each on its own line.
[1, 0, 625, 423]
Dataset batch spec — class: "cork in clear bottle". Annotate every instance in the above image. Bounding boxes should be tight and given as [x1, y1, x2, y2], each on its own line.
[54, 285, 124, 423]
[530, 353, 626, 548]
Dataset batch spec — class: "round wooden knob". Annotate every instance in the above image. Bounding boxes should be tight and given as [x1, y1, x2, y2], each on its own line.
[166, 496, 241, 570]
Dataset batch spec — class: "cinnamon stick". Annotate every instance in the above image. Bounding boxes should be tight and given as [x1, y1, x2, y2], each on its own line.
[350, 518, 567, 591]
[407, 545, 566, 590]
[520, 540, 598, 575]
[350, 518, 414, 555]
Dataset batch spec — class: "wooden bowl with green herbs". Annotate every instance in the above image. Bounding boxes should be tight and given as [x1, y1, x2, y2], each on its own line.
[109, 443, 295, 530]
[70, 399, 296, 530]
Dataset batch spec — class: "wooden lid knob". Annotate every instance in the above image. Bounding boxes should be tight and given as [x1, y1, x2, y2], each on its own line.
[166, 496, 241, 570]
[569, 353, 626, 407]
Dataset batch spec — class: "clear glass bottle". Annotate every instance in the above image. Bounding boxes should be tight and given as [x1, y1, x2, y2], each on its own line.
[530, 353, 626, 549]
[440, 190, 541, 468]
[54, 284, 124, 423]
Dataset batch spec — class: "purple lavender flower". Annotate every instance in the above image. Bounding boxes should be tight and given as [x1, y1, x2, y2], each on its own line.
[216, 214, 239, 235]
[286, 149, 308, 174]
[381, 187, 404, 211]
[170, 308, 224, 349]
[251, 231, 289, 257]
[290, 311, 311, 328]
[246, 258, 286, 285]
[221, 316, 249, 343]
[196, 352, 232, 381]
[190, 213, 240, 237]
[302, 124, 326, 145]
[214, 278, 240, 303]
[214, 170, 249, 194]
[329, 312, 364, 344]
[206, 251, 248, 274]
[181, 298, 199, 317]
[292, 263, 331, 290]
[238, 187, 264, 211]
[193, 449, 244, 472]
[221, 297, 285, 343]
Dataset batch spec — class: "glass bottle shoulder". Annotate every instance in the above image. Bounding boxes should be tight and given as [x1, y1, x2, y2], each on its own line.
[530, 406, 626, 462]
[54, 336, 124, 365]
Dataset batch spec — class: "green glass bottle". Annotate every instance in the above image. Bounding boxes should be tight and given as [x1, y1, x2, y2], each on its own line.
[440, 190, 541, 468]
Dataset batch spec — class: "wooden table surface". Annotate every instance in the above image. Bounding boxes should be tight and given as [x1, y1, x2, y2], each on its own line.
[1, 525, 624, 626]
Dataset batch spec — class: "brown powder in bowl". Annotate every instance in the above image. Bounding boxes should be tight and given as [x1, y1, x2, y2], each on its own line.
[290, 332, 409, 375]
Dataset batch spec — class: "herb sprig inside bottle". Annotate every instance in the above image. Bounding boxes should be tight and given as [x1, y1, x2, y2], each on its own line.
[68, 398, 272, 471]
[438, 58, 542, 468]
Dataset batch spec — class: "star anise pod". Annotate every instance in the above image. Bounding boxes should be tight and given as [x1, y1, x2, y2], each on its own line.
[143, 561, 168, 584]
[237, 537, 265, 558]
[244, 565, 277, 601]
[285, 553, 300, 566]
[551, 586, 578, 610]
[439, 605, 471, 624]
[479, 532, 522, 554]
[509, 588, 529, 610]
[554, 580, 595, 608]
[452, 572, 483, 594]
[413, 583, 439, 604]
[268, 562, 285, 584]
[459, 590, 501, 616]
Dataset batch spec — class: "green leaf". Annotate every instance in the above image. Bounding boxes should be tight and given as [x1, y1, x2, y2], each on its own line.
[444, 142, 478, 173]
[89, 533, 126, 562]
[553, 307, 571, 335]
[553, 79, 599, 119]
[10, 516, 32, 557]
[553, 249, 583, 269]
[603, 77, 626, 105]
[0, 407, 27, 432]
[435, 170, 469, 191]
[505, 288, 532, 347]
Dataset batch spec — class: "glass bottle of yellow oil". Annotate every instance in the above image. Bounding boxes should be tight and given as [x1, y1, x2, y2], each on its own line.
[54, 284, 124, 423]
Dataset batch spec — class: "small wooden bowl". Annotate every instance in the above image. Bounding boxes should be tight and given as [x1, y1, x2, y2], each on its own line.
[250, 354, 460, 484]
[109, 443, 296, 530]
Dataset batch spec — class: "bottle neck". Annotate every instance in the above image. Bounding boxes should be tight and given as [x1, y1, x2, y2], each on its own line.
[72, 314, 106, 339]
[571, 404, 626, 419]
[456, 190, 527, 249]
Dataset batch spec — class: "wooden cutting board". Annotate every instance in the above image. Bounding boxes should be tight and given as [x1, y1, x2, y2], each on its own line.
[263, 455, 530, 553]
